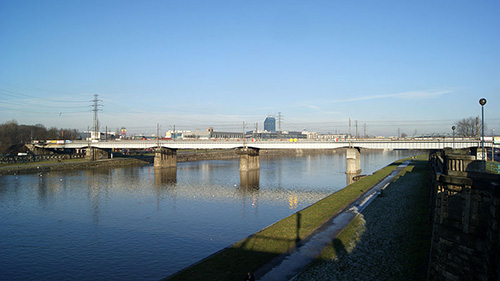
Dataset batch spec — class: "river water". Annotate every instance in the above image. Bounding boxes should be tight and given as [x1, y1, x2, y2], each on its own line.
[0, 150, 418, 280]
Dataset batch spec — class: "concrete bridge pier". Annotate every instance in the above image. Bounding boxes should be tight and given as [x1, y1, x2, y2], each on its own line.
[345, 147, 362, 185]
[154, 147, 177, 168]
[85, 147, 109, 161]
[237, 147, 260, 171]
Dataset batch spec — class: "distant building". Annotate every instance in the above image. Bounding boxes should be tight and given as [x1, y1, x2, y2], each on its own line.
[245, 131, 307, 140]
[264, 116, 276, 132]
[211, 131, 243, 139]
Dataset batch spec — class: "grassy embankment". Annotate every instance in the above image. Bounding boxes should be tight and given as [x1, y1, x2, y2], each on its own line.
[295, 154, 431, 280]
[166, 156, 421, 281]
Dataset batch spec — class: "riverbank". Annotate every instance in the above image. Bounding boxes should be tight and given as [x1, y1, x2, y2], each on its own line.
[0, 157, 151, 175]
[294, 154, 431, 280]
[164, 155, 424, 281]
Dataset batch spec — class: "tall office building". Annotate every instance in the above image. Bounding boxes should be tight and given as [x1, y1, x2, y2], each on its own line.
[264, 116, 276, 132]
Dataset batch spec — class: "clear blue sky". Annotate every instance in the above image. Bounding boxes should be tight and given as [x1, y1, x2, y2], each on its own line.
[1, 0, 499, 136]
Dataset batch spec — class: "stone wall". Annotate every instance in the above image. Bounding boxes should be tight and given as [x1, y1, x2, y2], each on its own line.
[428, 149, 500, 280]
[0, 153, 85, 164]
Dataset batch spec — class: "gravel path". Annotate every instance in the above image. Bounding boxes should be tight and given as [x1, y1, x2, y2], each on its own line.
[293, 160, 430, 281]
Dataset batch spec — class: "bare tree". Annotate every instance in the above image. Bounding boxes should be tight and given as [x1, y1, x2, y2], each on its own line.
[0, 120, 81, 155]
[455, 117, 482, 138]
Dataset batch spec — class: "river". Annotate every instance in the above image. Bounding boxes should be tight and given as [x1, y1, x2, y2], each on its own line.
[0, 150, 418, 280]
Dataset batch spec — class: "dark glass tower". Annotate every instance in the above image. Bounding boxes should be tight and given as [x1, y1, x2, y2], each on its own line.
[264, 116, 276, 132]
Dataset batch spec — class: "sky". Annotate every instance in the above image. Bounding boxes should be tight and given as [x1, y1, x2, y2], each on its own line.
[1, 0, 499, 137]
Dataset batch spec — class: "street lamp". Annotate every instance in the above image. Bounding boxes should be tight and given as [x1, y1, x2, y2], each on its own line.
[452, 126, 456, 154]
[492, 129, 495, 161]
[479, 98, 487, 160]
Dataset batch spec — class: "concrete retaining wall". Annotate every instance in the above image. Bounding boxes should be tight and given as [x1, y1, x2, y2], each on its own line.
[429, 149, 500, 280]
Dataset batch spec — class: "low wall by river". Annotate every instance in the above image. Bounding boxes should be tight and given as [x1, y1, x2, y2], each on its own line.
[0, 158, 150, 175]
[428, 149, 500, 280]
[0, 153, 85, 164]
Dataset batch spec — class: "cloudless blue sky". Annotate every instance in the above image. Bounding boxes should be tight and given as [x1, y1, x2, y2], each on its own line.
[1, 0, 499, 136]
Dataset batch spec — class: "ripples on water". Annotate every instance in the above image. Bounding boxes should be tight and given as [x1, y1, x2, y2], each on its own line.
[0, 150, 417, 280]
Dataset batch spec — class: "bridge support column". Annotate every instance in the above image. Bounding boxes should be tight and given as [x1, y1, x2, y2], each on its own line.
[345, 147, 362, 185]
[154, 148, 177, 169]
[237, 147, 260, 171]
[85, 147, 109, 161]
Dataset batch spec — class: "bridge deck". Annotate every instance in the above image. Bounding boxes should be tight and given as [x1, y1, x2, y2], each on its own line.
[34, 139, 492, 150]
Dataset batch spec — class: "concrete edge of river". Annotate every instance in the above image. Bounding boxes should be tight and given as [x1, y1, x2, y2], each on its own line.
[0, 157, 151, 175]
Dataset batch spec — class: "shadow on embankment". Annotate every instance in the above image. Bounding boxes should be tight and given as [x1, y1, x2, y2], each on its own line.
[296, 159, 431, 281]
[164, 210, 305, 281]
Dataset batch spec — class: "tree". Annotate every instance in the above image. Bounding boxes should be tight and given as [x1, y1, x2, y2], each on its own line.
[455, 117, 482, 138]
[0, 120, 82, 155]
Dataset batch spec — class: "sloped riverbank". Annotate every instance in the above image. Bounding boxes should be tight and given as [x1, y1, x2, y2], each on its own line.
[165, 156, 423, 281]
[293, 155, 431, 280]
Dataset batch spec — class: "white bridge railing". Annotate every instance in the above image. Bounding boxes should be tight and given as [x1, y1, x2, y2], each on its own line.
[34, 139, 490, 150]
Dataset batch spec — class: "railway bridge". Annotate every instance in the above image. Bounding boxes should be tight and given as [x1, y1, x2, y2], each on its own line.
[31, 138, 493, 184]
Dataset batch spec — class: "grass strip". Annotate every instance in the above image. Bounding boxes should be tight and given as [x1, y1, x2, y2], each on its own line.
[165, 156, 417, 281]
[297, 154, 430, 280]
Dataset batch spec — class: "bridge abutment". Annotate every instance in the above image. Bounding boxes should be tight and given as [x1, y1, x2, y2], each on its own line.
[345, 147, 362, 185]
[237, 147, 260, 171]
[26, 144, 52, 155]
[154, 148, 177, 168]
[85, 147, 109, 161]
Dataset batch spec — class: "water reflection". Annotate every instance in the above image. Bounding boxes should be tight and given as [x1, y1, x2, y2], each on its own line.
[239, 170, 260, 190]
[85, 169, 112, 225]
[0, 150, 420, 281]
[154, 167, 177, 186]
[345, 172, 362, 186]
[37, 174, 49, 205]
[289, 195, 299, 209]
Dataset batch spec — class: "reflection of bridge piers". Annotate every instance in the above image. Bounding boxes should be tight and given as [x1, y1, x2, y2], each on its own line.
[154, 167, 177, 186]
[240, 170, 260, 189]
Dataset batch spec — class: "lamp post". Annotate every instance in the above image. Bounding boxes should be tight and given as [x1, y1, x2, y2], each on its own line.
[479, 98, 487, 160]
[492, 129, 495, 161]
[452, 126, 456, 154]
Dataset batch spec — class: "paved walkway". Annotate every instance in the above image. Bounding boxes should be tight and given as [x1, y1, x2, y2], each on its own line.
[255, 160, 412, 281]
